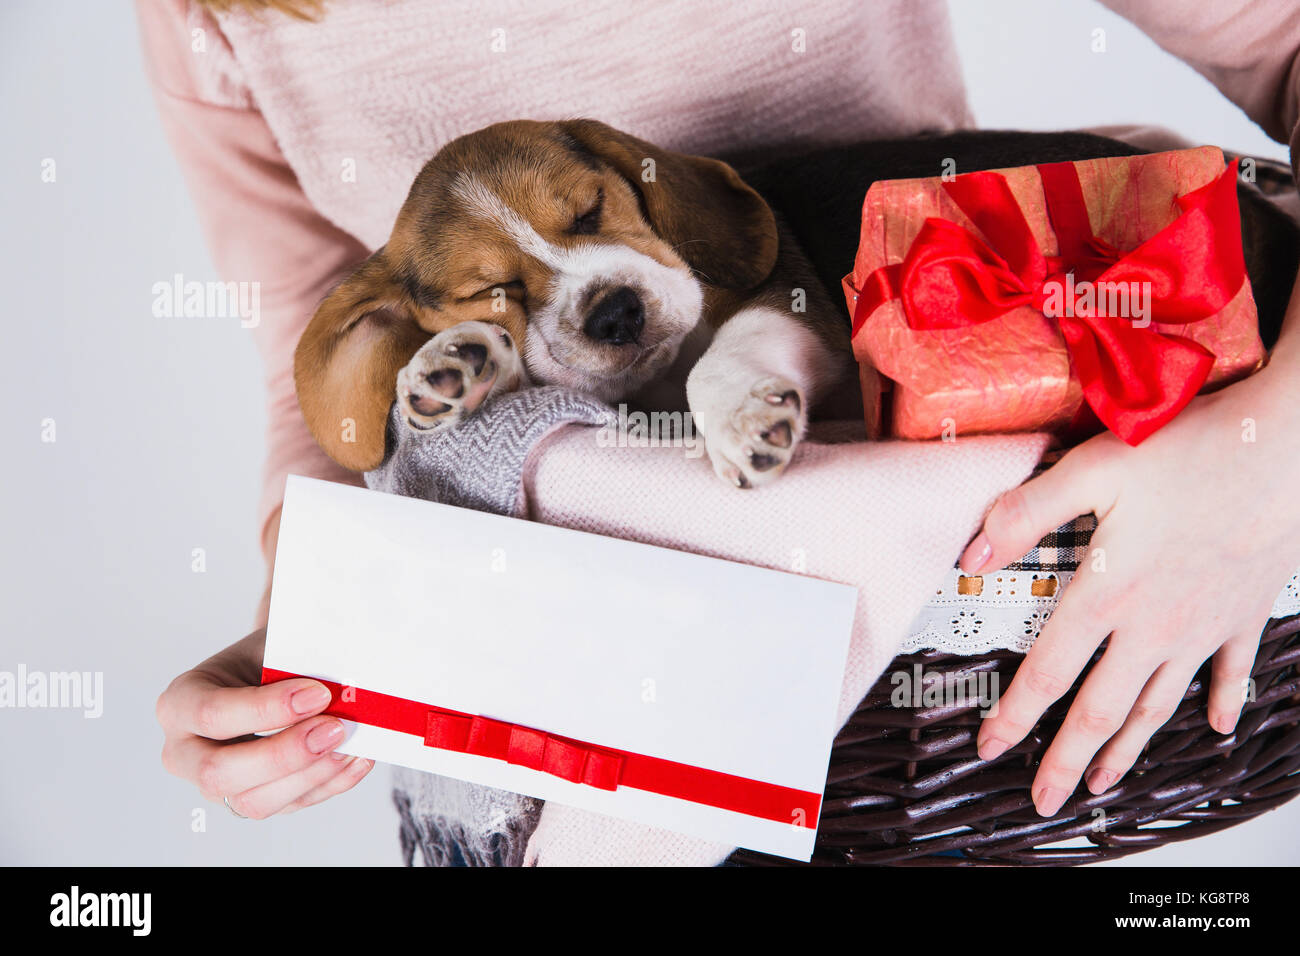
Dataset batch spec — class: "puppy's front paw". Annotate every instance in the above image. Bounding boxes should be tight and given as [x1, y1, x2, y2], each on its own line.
[396, 321, 524, 434]
[695, 377, 805, 489]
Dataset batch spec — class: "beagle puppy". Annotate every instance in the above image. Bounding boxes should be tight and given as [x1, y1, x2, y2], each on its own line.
[294, 119, 867, 488]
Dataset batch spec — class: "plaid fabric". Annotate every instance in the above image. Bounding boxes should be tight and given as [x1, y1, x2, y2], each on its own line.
[1006, 512, 1098, 572]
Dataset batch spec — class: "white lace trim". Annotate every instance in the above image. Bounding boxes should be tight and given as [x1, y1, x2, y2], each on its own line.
[900, 566, 1300, 655]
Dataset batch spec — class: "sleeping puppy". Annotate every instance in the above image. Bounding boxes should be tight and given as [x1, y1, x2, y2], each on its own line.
[294, 118, 864, 489]
[295, 123, 1299, 485]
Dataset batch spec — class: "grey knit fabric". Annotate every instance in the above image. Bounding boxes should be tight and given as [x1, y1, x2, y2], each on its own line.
[363, 385, 616, 867]
[366, 385, 617, 518]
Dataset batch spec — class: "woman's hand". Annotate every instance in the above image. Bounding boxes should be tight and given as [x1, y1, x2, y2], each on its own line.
[960, 361, 1300, 817]
[156, 628, 373, 819]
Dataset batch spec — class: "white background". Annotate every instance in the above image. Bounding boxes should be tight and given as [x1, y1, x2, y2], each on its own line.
[1, 0, 1295, 866]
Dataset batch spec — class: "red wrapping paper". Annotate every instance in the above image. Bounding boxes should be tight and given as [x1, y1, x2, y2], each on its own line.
[843, 147, 1266, 443]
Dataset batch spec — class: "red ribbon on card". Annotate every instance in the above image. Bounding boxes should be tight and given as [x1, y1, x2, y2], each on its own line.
[852, 159, 1247, 445]
[262, 667, 821, 827]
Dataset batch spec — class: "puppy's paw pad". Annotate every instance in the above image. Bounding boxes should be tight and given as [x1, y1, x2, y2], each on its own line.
[444, 342, 489, 377]
[396, 321, 521, 433]
[702, 378, 806, 489]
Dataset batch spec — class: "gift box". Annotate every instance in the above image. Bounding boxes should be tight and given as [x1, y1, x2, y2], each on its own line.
[262, 477, 856, 861]
[842, 147, 1266, 444]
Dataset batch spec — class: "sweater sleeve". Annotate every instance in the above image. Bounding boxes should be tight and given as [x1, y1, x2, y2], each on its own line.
[1099, 0, 1300, 180]
[135, 0, 365, 622]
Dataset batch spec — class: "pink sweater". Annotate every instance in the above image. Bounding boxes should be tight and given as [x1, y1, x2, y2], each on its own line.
[136, 0, 1300, 866]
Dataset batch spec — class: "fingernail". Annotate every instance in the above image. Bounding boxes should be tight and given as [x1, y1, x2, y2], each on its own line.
[291, 684, 331, 715]
[961, 533, 992, 573]
[1086, 768, 1118, 794]
[1034, 786, 1068, 817]
[349, 757, 373, 776]
[978, 737, 1010, 761]
[306, 720, 344, 754]
[1212, 713, 1238, 735]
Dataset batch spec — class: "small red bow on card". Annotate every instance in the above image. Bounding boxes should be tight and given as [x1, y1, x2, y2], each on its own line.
[853, 159, 1247, 445]
[425, 711, 624, 790]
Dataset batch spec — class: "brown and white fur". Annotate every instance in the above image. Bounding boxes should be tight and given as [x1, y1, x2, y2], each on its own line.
[294, 119, 868, 488]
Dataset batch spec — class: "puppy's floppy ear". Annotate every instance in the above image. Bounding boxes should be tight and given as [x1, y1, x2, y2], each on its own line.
[561, 119, 778, 290]
[294, 249, 430, 472]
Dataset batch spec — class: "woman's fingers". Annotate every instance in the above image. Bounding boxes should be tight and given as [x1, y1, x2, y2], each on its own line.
[159, 669, 333, 740]
[961, 439, 1132, 815]
[1083, 659, 1200, 795]
[166, 714, 347, 797]
[959, 442, 1117, 574]
[1208, 633, 1262, 734]
[977, 571, 1110, 761]
[155, 631, 367, 817]
[280, 755, 376, 815]
[1082, 632, 1262, 794]
[1025, 636, 1156, 815]
[228, 751, 371, 820]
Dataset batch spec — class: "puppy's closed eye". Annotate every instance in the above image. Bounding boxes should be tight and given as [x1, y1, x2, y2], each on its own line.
[569, 188, 604, 235]
[469, 279, 525, 301]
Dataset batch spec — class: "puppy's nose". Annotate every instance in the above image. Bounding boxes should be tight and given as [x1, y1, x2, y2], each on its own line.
[582, 287, 644, 345]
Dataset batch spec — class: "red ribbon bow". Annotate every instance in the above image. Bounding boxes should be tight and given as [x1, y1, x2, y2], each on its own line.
[852, 159, 1246, 445]
[424, 711, 624, 790]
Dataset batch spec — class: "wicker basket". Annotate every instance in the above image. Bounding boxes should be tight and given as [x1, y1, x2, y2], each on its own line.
[728, 614, 1300, 866]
